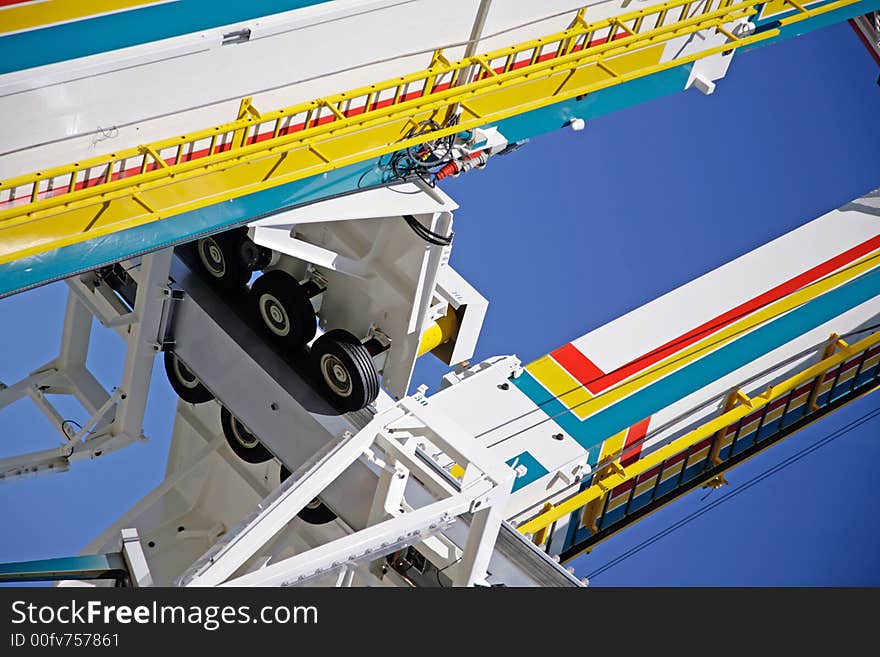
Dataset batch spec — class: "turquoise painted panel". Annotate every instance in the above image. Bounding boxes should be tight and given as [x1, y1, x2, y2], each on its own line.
[507, 451, 549, 492]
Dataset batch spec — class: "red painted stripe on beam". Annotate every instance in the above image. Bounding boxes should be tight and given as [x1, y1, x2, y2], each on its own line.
[553, 234, 880, 393]
[552, 343, 605, 384]
[586, 31, 629, 48]
[621, 417, 650, 466]
[1, 25, 644, 207]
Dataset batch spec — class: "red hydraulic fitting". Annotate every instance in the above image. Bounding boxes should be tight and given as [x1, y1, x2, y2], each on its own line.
[435, 151, 489, 180]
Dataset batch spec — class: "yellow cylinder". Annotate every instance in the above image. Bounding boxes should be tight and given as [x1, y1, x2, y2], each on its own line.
[417, 308, 458, 357]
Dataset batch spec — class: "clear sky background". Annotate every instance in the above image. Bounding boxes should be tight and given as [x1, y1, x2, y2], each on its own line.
[1, 20, 879, 585]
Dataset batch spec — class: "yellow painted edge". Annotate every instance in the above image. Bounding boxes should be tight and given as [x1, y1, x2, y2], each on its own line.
[530, 249, 880, 425]
[0, 0, 166, 36]
[0, 27, 782, 265]
[518, 328, 880, 535]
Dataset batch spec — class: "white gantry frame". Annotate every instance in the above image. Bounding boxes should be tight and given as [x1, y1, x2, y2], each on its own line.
[179, 392, 514, 588]
[0, 249, 174, 481]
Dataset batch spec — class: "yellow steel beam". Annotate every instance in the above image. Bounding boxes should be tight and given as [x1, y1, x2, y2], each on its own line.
[0, 0, 857, 266]
[532, 502, 556, 546]
[709, 389, 739, 465]
[777, 0, 858, 25]
[566, 378, 880, 558]
[807, 333, 841, 411]
[516, 328, 880, 538]
[535, 249, 880, 425]
[137, 145, 169, 169]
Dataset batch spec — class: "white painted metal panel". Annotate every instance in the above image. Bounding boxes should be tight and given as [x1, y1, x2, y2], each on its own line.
[0, 0, 619, 178]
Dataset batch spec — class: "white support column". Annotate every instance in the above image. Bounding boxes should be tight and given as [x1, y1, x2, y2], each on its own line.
[56, 290, 114, 417]
[120, 528, 153, 587]
[112, 248, 173, 442]
[452, 485, 512, 587]
[366, 459, 409, 526]
[57, 291, 94, 372]
[335, 566, 355, 587]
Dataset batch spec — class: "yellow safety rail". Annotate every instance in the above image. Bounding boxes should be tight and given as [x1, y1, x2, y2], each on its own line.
[516, 327, 880, 540]
[0, 0, 857, 266]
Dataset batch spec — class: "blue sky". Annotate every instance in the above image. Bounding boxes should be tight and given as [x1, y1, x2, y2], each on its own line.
[1, 20, 879, 585]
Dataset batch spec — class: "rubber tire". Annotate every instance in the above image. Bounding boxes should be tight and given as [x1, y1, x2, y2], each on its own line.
[280, 467, 338, 524]
[196, 229, 250, 289]
[310, 329, 379, 412]
[238, 237, 272, 272]
[251, 270, 317, 349]
[164, 351, 214, 404]
[220, 406, 273, 464]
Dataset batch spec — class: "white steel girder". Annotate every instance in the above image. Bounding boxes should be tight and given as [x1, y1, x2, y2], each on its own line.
[0, 249, 173, 481]
[176, 382, 515, 588]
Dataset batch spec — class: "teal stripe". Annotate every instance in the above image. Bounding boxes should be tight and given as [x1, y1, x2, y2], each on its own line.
[745, 0, 880, 53]
[513, 266, 880, 454]
[0, 5, 865, 296]
[495, 65, 692, 143]
[0, 553, 123, 581]
[0, 66, 698, 298]
[0, 1, 330, 75]
[506, 451, 549, 492]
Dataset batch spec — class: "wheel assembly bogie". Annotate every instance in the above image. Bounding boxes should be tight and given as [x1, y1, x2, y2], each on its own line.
[189, 230, 389, 412]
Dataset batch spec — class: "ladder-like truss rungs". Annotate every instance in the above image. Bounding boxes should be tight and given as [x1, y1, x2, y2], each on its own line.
[0, 0, 856, 267]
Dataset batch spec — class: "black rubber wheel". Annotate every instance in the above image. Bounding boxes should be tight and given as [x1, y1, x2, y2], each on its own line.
[196, 229, 250, 288]
[310, 329, 379, 412]
[251, 270, 317, 349]
[220, 406, 273, 464]
[297, 498, 338, 525]
[164, 351, 214, 404]
[238, 237, 272, 271]
[279, 467, 338, 524]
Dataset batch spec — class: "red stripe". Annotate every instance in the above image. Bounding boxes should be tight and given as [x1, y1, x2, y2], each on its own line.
[553, 234, 880, 393]
[0, 25, 640, 206]
[621, 417, 650, 466]
[552, 343, 604, 384]
[639, 463, 663, 482]
[0, 0, 36, 6]
[610, 436, 713, 500]
[610, 478, 635, 498]
[586, 31, 630, 48]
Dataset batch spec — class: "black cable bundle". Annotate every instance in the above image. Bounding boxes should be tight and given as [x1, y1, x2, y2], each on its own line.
[381, 114, 462, 188]
[403, 214, 453, 246]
